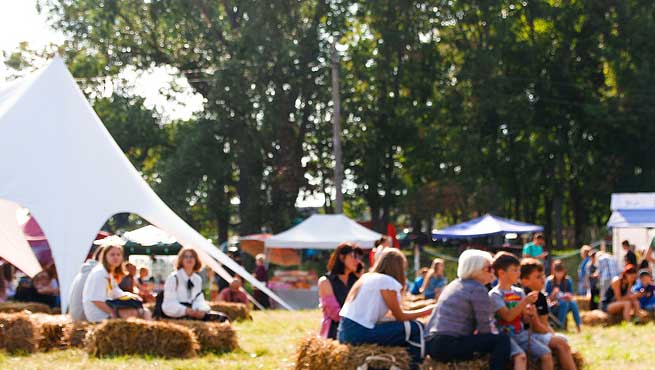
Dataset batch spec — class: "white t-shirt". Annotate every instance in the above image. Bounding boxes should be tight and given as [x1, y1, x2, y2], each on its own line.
[339, 272, 403, 329]
[82, 264, 127, 322]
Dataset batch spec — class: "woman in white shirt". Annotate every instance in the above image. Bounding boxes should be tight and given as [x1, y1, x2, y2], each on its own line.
[161, 247, 214, 320]
[82, 245, 142, 322]
[338, 248, 435, 370]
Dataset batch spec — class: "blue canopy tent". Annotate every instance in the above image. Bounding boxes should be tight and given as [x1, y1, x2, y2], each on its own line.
[432, 214, 543, 239]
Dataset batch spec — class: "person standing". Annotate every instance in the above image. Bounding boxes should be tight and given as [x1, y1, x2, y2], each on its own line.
[522, 233, 548, 262]
[622, 240, 637, 267]
[577, 245, 592, 295]
[597, 251, 620, 304]
[253, 254, 270, 309]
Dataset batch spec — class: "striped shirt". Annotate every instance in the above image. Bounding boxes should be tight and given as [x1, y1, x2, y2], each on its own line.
[424, 278, 493, 337]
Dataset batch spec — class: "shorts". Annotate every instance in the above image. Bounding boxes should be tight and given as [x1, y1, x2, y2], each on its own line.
[509, 331, 551, 359]
[531, 332, 568, 346]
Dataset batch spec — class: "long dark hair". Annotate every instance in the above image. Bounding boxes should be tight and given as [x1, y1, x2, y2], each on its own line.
[327, 242, 358, 275]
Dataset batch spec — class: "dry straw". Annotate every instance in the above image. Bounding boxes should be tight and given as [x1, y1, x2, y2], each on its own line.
[210, 302, 252, 321]
[167, 319, 238, 353]
[295, 336, 410, 370]
[420, 352, 584, 370]
[65, 321, 95, 348]
[403, 299, 436, 311]
[0, 312, 38, 353]
[86, 318, 199, 358]
[573, 295, 590, 311]
[0, 302, 52, 314]
[581, 309, 653, 326]
[29, 313, 71, 351]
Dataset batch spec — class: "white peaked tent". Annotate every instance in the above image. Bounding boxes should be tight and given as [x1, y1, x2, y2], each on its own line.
[265, 214, 383, 249]
[0, 57, 292, 310]
[0, 199, 42, 277]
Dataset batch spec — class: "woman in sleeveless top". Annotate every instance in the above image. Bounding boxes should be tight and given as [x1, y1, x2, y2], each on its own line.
[318, 243, 364, 339]
[602, 264, 641, 323]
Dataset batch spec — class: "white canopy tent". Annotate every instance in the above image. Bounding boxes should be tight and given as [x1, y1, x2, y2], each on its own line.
[265, 214, 383, 249]
[0, 199, 43, 277]
[607, 193, 655, 268]
[0, 57, 292, 310]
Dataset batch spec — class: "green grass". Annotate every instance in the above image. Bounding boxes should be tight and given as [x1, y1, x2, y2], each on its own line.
[0, 309, 653, 369]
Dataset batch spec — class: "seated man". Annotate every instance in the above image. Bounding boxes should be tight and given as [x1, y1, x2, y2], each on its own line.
[632, 269, 655, 312]
[218, 277, 249, 304]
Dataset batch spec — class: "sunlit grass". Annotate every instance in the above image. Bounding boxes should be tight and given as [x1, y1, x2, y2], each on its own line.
[1, 309, 653, 369]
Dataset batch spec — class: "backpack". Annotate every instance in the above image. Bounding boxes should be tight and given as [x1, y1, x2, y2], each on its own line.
[153, 275, 178, 319]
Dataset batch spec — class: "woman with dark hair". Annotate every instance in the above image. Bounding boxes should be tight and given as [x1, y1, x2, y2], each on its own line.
[318, 242, 363, 339]
[338, 248, 434, 370]
[602, 264, 642, 323]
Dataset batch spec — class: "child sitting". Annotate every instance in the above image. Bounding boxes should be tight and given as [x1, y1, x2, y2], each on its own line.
[545, 260, 581, 332]
[489, 252, 553, 370]
[631, 269, 655, 312]
[420, 258, 448, 300]
[520, 258, 577, 370]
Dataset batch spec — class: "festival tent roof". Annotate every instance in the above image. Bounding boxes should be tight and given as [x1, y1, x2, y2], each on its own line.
[432, 214, 543, 239]
[607, 193, 655, 228]
[0, 57, 292, 310]
[0, 199, 42, 277]
[265, 214, 383, 249]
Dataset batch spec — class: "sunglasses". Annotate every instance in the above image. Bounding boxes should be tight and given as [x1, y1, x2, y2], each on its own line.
[182, 254, 195, 260]
[484, 265, 493, 273]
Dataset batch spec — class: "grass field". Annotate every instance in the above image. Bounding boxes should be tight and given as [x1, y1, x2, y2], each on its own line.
[0, 309, 653, 369]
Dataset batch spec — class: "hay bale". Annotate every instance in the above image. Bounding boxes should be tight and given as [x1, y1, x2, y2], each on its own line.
[0, 302, 52, 314]
[405, 294, 426, 302]
[86, 318, 199, 358]
[168, 320, 238, 353]
[581, 310, 611, 326]
[420, 351, 584, 370]
[573, 296, 590, 311]
[0, 312, 38, 353]
[295, 336, 410, 370]
[65, 321, 95, 348]
[210, 302, 252, 321]
[29, 313, 71, 351]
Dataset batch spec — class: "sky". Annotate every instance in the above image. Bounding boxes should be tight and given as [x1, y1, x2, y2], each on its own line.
[0, 0, 204, 122]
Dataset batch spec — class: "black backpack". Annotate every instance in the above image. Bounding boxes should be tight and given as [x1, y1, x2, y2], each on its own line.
[153, 275, 179, 319]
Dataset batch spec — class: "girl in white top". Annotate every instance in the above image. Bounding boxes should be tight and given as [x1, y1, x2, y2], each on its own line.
[339, 248, 436, 370]
[82, 245, 141, 322]
[162, 247, 211, 319]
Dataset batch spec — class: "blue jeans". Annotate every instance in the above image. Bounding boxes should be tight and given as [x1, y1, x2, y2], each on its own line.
[338, 317, 423, 369]
[556, 299, 581, 328]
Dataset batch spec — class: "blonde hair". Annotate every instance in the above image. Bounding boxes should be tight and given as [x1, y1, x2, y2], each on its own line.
[345, 248, 406, 303]
[421, 258, 445, 293]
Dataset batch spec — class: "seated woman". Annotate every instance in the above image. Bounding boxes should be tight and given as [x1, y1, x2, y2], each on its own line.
[424, 249, 511, 370]
[82, 245, 145, 322]
[338, 248, 434, 370]
[602, 264, 642, 323]
[420, 258, 447, 300]
[162, 247, 226, 321]
[318, 242, 363, 339]
[545, 260, 581, 332]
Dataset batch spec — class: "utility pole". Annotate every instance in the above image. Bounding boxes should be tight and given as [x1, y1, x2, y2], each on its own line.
[331, 40, 343, 214]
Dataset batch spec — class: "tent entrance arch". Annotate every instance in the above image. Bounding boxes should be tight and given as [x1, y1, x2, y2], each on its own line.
[0, 57, 292, 311]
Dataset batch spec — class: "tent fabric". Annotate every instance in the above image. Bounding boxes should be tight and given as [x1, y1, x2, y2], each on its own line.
[239, 234, 301, 266]
[265, 214, 383, 249]
[0, 199, 42, 277]
[432, 214, 543, 239]
[122, 225, 178, 246]
[0, 57, 292, 310]
[607, 209, 655, 228]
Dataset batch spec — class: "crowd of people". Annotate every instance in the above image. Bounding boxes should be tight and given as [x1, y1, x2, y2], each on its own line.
[316, 233, 655, 370]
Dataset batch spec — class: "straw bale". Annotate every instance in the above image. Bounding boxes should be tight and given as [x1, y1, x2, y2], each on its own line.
[295, 336, 410, 370]
[420, 351, 584, 370]
[573, 296, 590, 311]
[29, 313, 71, 351]
[579, 309, 654, 326]
[0, 312, 38, 353]
[0, 302, 52, 314]
[86, 318, 199, 358]
[210, 302, 252, 321]
[405, 294, 426, 302]
[168, 319, 238, 353]
[65, 321, 95, 348]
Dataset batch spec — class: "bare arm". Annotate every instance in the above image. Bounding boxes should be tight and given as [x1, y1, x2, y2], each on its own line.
[495, 291, 538, 322]
[92, 301, 116, 318]
[381, 290, 433, 321]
